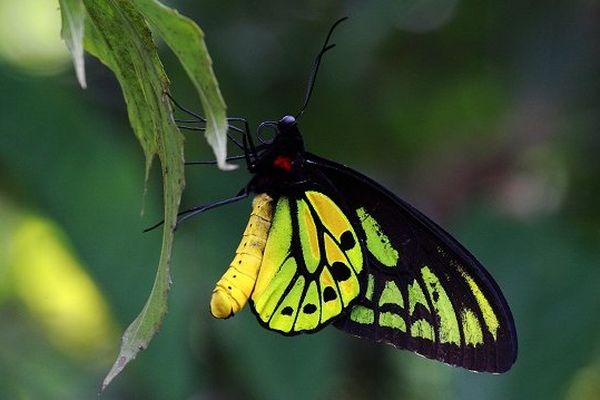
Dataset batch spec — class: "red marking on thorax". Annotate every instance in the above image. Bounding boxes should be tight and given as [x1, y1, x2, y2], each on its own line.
[273, 155, 293, 172]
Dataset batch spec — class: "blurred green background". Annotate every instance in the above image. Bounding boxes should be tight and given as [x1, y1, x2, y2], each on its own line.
[1, 0, 600, 399]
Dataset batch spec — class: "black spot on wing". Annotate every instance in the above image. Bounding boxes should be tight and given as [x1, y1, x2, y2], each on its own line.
[428, 280, 440, 302]
[331, 262, 351, 281]
[323, 286, 337, 302]
[303, 304, 317, 314]
[340, 230, 356, 250]
[281, 306, 293, 316]
[412, 303, 434, 324]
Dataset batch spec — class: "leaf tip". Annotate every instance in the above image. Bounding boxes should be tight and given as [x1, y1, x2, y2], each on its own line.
[217, 161, 239, 171]
[76, 63, 88, 89]
[101, 354, 130, 392]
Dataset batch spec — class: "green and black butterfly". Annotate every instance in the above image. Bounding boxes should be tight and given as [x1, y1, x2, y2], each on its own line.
[167, 17, 517, 373]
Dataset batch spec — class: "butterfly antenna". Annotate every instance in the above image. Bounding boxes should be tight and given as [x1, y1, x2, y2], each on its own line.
[295, 16, 348, 119]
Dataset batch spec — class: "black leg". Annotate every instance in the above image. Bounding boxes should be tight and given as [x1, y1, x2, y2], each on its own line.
[177, 124, 245, 151]
[176, 117, 250, 124]
[185, 154, 248, 165]
[144, 189, 250, 232]
[174, 118, 205, 124]
[174, 189, 250, 229]
[185, 142, 268, 167]
[242, 129, 252, 169]
[177, 125, 205, 131]
[166, 92, 206, 122]
[228, 117, 257, 171]
[167, 95, 248, 137]
[242, 118, 258, 162]
[176, 122, 245, 137]
[165, 91, 259, 168]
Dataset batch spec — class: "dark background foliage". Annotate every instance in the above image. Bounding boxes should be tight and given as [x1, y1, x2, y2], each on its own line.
[1, 1, 599, 399]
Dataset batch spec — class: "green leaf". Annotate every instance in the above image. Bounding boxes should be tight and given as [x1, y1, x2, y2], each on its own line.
[133, 0, 235, 171]
[58, 0, 87, 88]
[80, 0, 184, 390]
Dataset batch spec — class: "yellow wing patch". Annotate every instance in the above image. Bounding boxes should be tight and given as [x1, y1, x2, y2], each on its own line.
[253, 257, 298, 322]
[297, 199, 320, 273]
[251, 191, 363, 334]
[251, 198, 293, 302]
[319, 267, 342, 323]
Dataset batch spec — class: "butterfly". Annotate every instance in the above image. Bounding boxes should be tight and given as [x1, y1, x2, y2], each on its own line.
[170, 17, 518, 373]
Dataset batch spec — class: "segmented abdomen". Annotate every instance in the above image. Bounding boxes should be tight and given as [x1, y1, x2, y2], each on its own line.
[210, 193, 273, 318]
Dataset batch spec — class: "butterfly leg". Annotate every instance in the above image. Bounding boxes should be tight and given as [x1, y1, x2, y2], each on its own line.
[175, 123, 245, 152]
[185, 154, 248, 166]
[144, 188, 250, 232]
[233, 117, 258, 164]
[165, 91, 249, 151]
[183, 117, 266, 168]
[184, 141, 268, 167]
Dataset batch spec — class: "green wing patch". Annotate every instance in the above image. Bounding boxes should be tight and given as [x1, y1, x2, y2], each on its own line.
[251, 191, 363, 334]
[333, 206, 514, 373]
[348, 265, 500, 344]
[344, 266, 501, 351]
[357, 207, 399, 267]
[458, 265, 500, 340]
[421, 266, 460, 345]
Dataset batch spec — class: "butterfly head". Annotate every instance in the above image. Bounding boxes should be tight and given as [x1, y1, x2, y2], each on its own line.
[263, 114, 299, 139]
[248, 114, 305, 183]
[256, 115, 302, 144]
[278, 115, 297, 129]
[275, 114, 303, 146]
[264, 114, 304, 153]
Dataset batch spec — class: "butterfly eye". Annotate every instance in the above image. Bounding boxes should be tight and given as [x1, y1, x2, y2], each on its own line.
[257, 121, 278, 144]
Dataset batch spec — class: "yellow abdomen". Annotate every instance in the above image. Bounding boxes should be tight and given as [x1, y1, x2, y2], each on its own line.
[210, 193, 273, 318]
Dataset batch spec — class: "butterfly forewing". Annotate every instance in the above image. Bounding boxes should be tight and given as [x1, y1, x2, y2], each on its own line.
[250, 190, 364, 334]
[305, 153, 517, 373]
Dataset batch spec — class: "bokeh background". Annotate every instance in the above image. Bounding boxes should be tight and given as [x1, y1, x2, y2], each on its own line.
[1, 1, 600, 399]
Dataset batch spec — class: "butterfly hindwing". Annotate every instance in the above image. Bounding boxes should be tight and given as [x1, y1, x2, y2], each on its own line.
[250, 190, 364, 334]
[305, 153, 517, 373]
